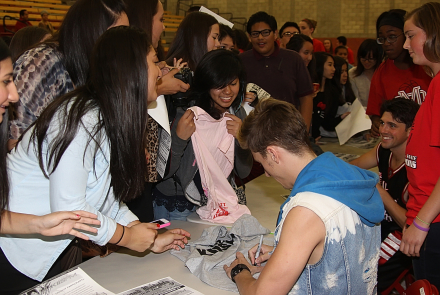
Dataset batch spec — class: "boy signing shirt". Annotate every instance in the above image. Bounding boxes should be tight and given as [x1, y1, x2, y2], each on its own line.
[224, 98, 383, 294]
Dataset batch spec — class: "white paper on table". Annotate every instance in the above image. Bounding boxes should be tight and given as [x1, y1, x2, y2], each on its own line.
[335, 98, 372, 145]
[148, 95, 171, 135]
[20, 267, 115, 295]
[117, 277, 205, 295]
[199, 6, 234, 28]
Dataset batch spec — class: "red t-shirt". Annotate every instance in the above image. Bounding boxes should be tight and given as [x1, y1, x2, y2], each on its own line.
[14, 19, 32, 32]
[312, 38, 325, 52]
[405, 73, 440, 224]
[347, 47, 354, 65]
[366, 59, 432, 116]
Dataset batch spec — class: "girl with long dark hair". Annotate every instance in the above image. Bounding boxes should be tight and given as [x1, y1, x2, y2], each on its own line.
[154, 50, 252, 221]
[334, 56, 356, 105]
[0, 37, 99, 237]
[312, 52, 352, 140]
[9, 0, 129, 148]
[165, 12, 219, 70]
[0, 26, 189, 294]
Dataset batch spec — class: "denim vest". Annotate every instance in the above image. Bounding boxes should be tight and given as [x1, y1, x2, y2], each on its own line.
[274, 192, 380, 294]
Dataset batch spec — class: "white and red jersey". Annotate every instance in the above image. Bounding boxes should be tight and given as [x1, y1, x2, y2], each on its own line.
[366, 59, 432, 117]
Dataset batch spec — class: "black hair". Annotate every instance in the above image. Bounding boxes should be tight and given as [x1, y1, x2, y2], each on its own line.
[0, 38, 12, 229]
[380, 97, 420, 129]
[125, 0, 158, 46]
[334, 46, 347, 55]
[314, 52, 334, 83]
[375, 9, 407, 61]
[9, 26, 51, 61]
[279, 22, 299, 36]
[187, 6, 201, 13]
[55, 0, 126, 87]
[286, 33, 312, 52]
[246, 11, 277, 34]
[233, 28, 250, 51]
[376, 9, 406, 36]
[333, 56, 355, 103]
[353, 39, 383, 77]
[19, 10, 27, 17]
[190, 50, 247, 120]
[336, 36, 347, 46]
[315, 51, 344, 107]
[29, 26, 153, 203]
[166, 12, 218, 70]
[286, 34, 316, 81]
[219, 24, 235, 43]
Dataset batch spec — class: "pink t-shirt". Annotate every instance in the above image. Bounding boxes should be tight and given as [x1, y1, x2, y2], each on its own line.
[190, 107, 251, 223]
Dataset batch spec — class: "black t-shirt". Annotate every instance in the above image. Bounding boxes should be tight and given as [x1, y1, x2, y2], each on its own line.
[377, 143, 408, 241]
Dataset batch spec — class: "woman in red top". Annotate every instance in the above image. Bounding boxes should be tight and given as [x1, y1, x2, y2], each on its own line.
[299, 18, 325, 52]
[401, 2, 440, 289]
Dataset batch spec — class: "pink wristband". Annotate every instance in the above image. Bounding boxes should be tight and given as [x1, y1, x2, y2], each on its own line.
[413, 219, 429, 232]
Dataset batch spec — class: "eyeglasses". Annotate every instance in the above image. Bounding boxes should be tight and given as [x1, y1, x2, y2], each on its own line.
[377, 33, 403, 45]
[360, 57, 377, 62]
[281, 32, 299, 38]
[250, 29, 272, 38]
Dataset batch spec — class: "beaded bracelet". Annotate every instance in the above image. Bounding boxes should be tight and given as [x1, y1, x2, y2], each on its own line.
[413, 219, 429, 232]
[416, 216, 430, 227]
[115, 226, 125, 245]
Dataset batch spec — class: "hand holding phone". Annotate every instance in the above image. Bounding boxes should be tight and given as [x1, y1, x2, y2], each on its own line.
[150, 218, 170, 229]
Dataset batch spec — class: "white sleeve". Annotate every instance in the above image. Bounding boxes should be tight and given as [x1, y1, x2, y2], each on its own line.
[47, 113, 137, 245]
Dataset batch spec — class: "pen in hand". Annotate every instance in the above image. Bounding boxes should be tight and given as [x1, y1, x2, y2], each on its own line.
[254, 235, 264, 266]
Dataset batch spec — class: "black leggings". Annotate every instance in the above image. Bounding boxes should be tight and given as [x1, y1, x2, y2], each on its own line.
[0, 239, 77, 294]
[412, 222, 440, 290]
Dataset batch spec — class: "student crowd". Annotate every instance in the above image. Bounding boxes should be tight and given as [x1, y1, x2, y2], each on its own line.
[0, 0, 439, 294]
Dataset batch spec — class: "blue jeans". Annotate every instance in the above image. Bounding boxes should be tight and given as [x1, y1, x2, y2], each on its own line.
[412, 222, 440, 289]
[153, 201, 196, 221]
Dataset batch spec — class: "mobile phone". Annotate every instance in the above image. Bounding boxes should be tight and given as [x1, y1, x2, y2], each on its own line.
[150, 218, 170, 229]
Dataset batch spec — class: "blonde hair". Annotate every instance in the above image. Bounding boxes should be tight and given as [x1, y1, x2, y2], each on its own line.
[406, 2, 440, 63]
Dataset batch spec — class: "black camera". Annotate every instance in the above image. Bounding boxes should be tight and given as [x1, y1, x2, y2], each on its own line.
[170, 67, 193, 107]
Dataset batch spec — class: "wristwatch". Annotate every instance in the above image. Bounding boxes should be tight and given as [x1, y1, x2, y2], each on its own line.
[230, 264, 251, 283]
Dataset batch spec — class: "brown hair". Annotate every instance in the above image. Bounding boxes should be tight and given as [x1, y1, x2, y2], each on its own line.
[406, 2, 440, 63]
[301, 18, 317, 31]
[238, 98, 311, 158]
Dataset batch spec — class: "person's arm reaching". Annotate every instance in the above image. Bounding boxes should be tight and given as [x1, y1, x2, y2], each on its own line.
[0, 210, 100, 239]
[376, 184, 407, 229]
[350, 144, 379, 170]
[224, 206, 325, 294]
[108, 222, 190, 253]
